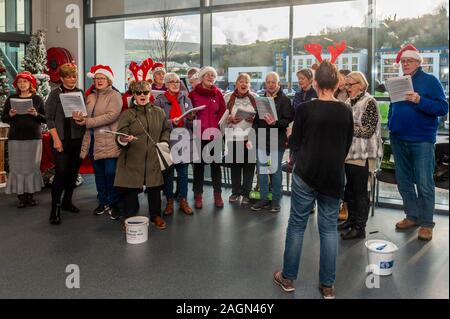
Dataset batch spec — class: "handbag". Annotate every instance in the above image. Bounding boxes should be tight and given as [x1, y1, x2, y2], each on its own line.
[135, 116, 173, 172]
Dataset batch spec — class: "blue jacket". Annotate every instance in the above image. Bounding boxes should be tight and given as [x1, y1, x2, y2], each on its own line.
[292, 86, 318, 112]
[388, 67, 448, 143]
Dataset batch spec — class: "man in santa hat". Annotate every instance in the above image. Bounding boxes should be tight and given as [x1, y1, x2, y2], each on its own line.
[388, 43, 448, 241]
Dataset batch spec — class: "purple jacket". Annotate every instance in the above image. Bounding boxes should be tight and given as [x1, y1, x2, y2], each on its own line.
[188, 85, 226, 140]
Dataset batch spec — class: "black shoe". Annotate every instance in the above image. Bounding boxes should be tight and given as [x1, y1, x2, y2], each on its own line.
[338, 221, 355, 231]
[25, 193, 37, 207]
[341, 227, 365, 240]
[93, 204, 108, 215]
[17, 195, 27, 208]
[109, 206, 121, 220]
[251, 200, 270, 211]
[270, 200, 281, 213]
[49, 204, 61, 225]
[62, 203, 80, 213]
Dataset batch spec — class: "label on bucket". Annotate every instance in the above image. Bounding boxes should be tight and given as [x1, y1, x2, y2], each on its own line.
[380, 261, 394, 269]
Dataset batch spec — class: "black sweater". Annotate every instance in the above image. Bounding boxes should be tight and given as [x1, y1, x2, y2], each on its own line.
[1, 94, 46, 140]
[289, 99, 354, 199]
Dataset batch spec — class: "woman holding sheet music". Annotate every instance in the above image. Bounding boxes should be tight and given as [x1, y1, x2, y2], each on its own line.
[154, 72, 195, 216]
[1, 72, 46, 208]
[188, 66, 226, 209]
[224, 73, 257, 205]
[45, 63, 85, 225]
[74, 65, 122, 218]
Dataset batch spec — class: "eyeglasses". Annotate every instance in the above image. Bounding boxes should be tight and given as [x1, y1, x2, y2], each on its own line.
[94, 77, 107, 81]
[344, 82, 360, 88]
[167, 81, 180, 84]
[400, 59, 418, 65]
[134, 91, 150, 95]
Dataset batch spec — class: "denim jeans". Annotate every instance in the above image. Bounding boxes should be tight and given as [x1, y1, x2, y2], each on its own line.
[257, 149, 284, 202]
[282, 173, 340, 287]
[93, 158, 120, 207]
[163, 163, 189, 199]
[390, 135, 436, 228]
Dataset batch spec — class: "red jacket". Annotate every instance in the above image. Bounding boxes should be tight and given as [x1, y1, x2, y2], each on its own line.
[188, 85, 226, 140]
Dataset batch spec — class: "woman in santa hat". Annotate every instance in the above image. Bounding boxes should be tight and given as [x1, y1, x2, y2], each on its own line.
[73, 65, 122, 218]
[151, 62, 167, 92]
[1, 72, 46, 208]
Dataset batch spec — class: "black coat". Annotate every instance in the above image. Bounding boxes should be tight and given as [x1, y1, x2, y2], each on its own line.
[256, 89, 294, 152]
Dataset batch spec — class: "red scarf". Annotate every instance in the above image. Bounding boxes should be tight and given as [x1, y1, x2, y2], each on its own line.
[194, 83, 221, 97]
[165, 91, 184, 127]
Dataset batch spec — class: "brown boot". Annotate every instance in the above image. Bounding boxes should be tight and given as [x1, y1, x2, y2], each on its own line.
[151, 216, 167, 230]
[395, 218, 419, 230]
[179, 198, 193, 215]
[418, 227, 433, 241]
[338, 202, 348, 221]
[164, 198, 174, 216]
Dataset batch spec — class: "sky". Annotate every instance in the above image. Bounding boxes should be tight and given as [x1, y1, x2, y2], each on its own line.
[124, 0, 448, 45]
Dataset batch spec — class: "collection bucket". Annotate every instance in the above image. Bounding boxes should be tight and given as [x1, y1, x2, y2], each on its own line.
[125, 216, 149, 244]
[365, 239, 398, 276]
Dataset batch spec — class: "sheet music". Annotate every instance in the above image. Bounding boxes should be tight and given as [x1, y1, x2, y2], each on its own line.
[10, 98, 33, 115]
[385, 75, 414, 103]
[255, 96, 278, 121]
[179, 105, 207, 119]
[59, 92, 87, 118]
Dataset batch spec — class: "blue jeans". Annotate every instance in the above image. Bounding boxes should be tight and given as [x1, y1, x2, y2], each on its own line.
[164, 163, 189, 199]
[282, 173, 340, 287]
[93, 158, 120, 207]
[390, 135, 436, 228]
[257, 149, 284, 202]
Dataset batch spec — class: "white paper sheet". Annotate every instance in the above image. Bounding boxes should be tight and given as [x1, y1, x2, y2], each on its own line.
[218, 109, 230, 133]
[234, 107, 256, 120]
[179, 105, 207, 119]
[59, 92, 87, 118]
[10, 98, 33, 115]
[385, 75, 414, 103]
[255, 96, 278, 121]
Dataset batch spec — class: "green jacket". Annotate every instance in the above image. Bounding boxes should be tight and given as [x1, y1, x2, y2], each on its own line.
[114, 103, 170, 188]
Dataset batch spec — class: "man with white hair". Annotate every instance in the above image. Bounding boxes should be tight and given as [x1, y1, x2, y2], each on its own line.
[251, 72, 294, 213]
[389, 43, 448, 241]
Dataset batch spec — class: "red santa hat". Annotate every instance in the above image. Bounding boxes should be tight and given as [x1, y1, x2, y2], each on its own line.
[13, 71, 37, 90]
[152, 62, 166, 74]
[87, 64, 115, 82]
[395, 43, 423, 66]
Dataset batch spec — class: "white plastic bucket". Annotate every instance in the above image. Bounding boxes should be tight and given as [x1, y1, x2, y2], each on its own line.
[365, 239, 399, 276]
[125, 216, 149, 244]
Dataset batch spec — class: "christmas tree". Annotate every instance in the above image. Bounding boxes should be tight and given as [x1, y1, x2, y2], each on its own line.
[22, 30, 51, 101]
[0, 56, 10, 116]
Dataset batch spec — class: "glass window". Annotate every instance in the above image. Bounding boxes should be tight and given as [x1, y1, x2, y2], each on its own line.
[0, 41, 25, 87]
[375, 0, 449, 94]
[212, 0, 273, 5]
[96, 14, 200, 92]
[91, 0, 200, 18]
[0, 0, 5, 32]
[0, 0, 30, 33]
[212, 7, 289, 92]
[293, 1, 369, 83]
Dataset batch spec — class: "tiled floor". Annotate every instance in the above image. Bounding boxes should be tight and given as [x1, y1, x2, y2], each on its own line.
[0, 175, 448, 299]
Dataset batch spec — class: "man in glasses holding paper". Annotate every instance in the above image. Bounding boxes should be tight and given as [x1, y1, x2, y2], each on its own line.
[388, 44, 448, 241]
